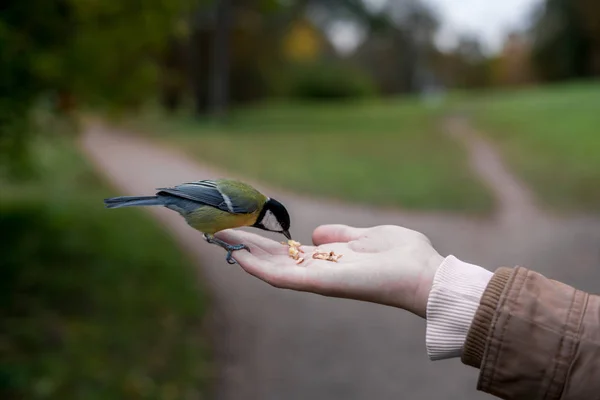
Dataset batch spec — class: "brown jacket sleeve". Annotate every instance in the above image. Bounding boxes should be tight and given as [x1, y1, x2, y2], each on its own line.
[461, 267, 600, 400]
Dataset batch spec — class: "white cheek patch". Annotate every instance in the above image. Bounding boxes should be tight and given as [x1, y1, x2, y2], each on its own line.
[261, 210, 282, 231]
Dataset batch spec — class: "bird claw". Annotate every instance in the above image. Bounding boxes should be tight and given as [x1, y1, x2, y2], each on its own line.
[225, 243, 250, 264]
[204, 234, 250, 265]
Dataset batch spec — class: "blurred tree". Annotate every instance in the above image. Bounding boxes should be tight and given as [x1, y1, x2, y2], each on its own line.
[65, 0, 194, 108]
[211, 0, 233, 117]
[187, 0, 286, 115]
[184, 0, 441, 111]
[531, 0, 592, 81]
[493, 33, 536, 86]
[387, 0, 439, 93]
[0, 0, 193, 173]
[431, 35, 492, 89]
[573, 0, 600, 75]
[283, 18, 324, 63]
[159, 36, 188, 112]
[0, 0, 74, 175]
[341, 0, 439, 94]
[188, 4, 214, 115]
[353, 32, 414, 94]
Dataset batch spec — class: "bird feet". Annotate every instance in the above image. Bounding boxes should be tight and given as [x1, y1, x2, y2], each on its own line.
[204, 234, 251, 264]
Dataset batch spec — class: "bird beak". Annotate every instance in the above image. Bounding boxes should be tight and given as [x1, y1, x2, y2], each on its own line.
[283, 230, 292, 240]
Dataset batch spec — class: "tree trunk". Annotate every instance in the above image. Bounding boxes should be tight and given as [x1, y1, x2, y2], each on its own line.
[210, 0, 233, 118]
[189, 6, 212, 116]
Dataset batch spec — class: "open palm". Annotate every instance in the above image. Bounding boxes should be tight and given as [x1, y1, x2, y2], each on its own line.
[217, 224, 443, 318]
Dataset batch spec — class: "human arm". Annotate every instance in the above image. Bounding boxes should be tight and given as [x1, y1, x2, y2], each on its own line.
[461, 266, 600, 400]
[218, 224, 600, 400]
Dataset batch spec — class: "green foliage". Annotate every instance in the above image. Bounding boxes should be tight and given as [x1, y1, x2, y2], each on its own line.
[0, 138, 210, 398]
[128, 99, 493, 213]
[284, 62, 378, 100]
[0, 0, 70, 175]
[466, 82, 600, 212]
[65, 0, 194, 107]
[0, 0, 194, 172]
[0, 101, 34, 178]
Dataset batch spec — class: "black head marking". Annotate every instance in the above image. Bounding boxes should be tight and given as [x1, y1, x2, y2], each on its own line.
[253, 198, 291, 238]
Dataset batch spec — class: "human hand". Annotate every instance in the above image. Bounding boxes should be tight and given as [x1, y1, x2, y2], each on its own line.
[216, 224, 443, 318]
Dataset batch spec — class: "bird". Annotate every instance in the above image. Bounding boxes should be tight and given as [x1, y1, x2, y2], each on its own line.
[103, 179, 292, 264]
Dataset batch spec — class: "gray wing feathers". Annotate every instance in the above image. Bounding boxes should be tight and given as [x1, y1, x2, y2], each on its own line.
[162, 197, 203, 214]
[157, 180, 236, 213]
[104, 195, 199, 215]
[104, 195, 162, 209]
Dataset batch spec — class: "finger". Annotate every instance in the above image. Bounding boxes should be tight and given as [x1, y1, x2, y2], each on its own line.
[216, 230, 287, 255]
[312, 224, 366, 245]
[232, 250, 309, 291]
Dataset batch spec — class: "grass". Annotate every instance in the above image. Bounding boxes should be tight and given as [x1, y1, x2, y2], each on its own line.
[464, 81, 600, 212]
[0, 134, 211, 398]
[127, 98, 494, 213]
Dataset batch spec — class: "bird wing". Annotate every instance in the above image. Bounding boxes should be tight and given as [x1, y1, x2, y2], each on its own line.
[156, 179, 261, 214]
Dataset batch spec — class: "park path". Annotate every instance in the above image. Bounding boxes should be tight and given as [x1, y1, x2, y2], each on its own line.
[444, 115, 542, 227]
[80, 120, 600, 400]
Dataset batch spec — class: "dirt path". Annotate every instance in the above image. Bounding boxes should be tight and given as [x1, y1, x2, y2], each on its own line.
[444, 115, 543, 226]
[80, 122, 600, 400]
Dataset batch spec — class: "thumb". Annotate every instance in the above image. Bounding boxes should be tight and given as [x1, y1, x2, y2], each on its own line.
[312, 224, 366, 245]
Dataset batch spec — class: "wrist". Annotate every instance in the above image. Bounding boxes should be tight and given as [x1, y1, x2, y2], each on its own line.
[413, 252, 444, 318]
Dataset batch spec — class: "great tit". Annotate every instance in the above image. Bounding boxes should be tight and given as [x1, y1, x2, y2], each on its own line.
[103, 178, 292, 264]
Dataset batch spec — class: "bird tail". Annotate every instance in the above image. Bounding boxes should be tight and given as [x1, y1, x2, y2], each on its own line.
[104, 195, 163, 209]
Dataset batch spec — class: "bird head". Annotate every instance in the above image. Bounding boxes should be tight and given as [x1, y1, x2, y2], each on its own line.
[253, 198, 292, 240]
